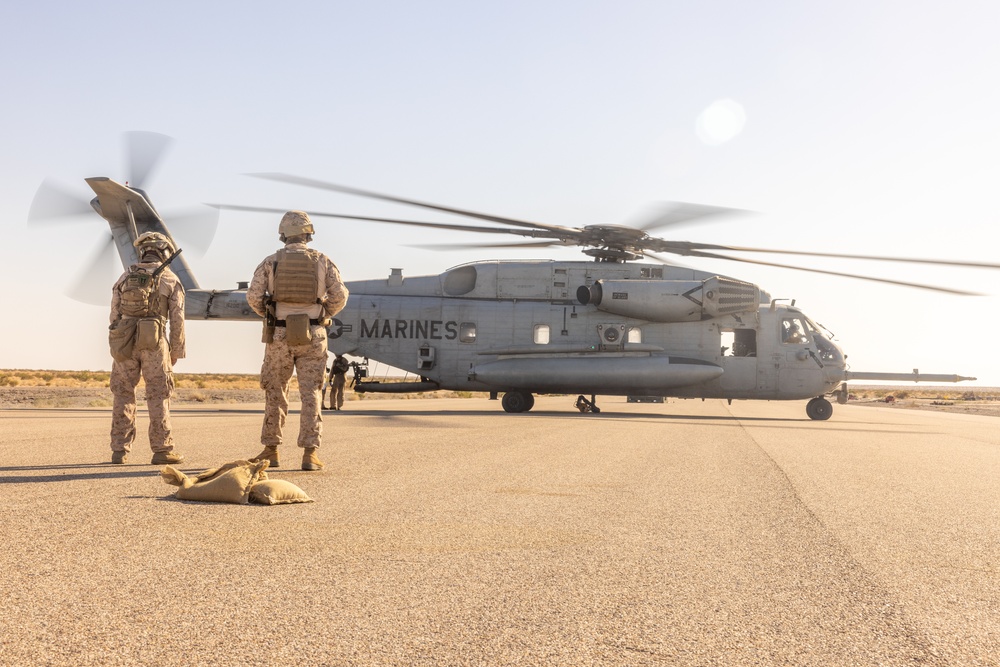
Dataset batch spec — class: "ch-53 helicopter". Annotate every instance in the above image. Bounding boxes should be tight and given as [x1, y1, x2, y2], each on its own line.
[32, 133, 990, 419]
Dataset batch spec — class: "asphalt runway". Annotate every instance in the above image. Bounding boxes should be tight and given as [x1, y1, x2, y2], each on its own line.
[1, 396, 997, 666]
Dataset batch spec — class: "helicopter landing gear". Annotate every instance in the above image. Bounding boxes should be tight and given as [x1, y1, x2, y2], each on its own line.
[575, 394, 601, 414]
[501, 390, 535, 413]
[806, 396, 833, 421]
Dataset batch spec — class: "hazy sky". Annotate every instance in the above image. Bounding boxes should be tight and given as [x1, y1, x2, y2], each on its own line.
[2, 1, 999, 385]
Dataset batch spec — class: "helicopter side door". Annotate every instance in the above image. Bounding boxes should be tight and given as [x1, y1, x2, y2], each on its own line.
[719, 324, 759, 394]
[775, 314, 824, 398]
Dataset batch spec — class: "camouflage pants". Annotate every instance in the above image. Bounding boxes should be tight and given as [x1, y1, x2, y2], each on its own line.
[260, 325, 328, 448]
[110, 342, 176, 453]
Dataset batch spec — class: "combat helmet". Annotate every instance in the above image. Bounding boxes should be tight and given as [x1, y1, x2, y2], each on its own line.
[279, 210, 315, 241]
[133, 231, 175, 260]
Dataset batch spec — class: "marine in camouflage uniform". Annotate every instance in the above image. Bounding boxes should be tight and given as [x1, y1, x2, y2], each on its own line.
[246, 211, 349, 471]
[109, 232, 186, 465]
[327, 354, 349, 410]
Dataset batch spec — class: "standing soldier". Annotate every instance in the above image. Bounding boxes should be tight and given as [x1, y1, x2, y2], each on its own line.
[246, 211, 349, 471]
[108, 232, 186, 465]
[324, 354, 350, 411]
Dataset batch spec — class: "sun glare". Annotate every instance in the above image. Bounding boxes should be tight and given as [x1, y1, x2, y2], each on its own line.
[696, 99, 747, 146]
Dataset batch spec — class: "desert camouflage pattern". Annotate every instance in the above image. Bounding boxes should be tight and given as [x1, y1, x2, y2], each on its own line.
[248, 241, 348, 449]
[110, 262, 186, 360]
[259, 325, 329, 448]
[110, 347, 177, 452]
[109, 262, 185, 453]
[246, 242, 349, 321]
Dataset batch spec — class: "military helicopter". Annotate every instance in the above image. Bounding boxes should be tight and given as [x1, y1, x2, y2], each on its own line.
[32, 135, 991, 419]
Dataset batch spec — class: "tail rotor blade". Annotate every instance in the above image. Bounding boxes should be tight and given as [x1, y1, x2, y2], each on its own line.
[66, 234, 120, 305]
[164, 205, 219, 257]
[28, 179, 94, 224]
[125, 131, 172, 189]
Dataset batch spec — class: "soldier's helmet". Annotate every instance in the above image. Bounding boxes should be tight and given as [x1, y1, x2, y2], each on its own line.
[279, 210, 315, 240]
[133, 231, 175, 260]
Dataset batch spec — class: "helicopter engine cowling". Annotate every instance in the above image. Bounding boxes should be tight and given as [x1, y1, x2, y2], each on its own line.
[576, 276, 761, 323]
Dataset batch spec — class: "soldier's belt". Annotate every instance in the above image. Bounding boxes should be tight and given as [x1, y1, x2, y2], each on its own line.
[274, 319, 323, 327]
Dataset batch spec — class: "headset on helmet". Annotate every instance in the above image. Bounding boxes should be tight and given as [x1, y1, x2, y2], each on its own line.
[133, 231, 175, 259]
[279, 210, 315, 240]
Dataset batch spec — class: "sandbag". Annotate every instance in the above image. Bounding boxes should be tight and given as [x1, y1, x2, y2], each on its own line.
[249, 479, 313, 505]
[161, 459, 269, 504]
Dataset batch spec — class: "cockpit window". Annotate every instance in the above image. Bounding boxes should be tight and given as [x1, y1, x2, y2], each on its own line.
[781, 317, 810, 344]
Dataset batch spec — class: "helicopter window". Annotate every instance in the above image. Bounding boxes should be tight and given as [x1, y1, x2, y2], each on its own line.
[639, 267, 663, 279]
[627, 327, 642, 343]
[533, 324, 550, 344]
[781, 317, 810, 344]
[722, 327, 757, 357]
[459, 322, 477, 343]
[443, 265, 477, 296]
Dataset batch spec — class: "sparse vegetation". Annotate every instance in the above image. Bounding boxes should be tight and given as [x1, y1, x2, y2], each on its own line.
[0, 369, 496, 408]
[1, 371, 997, 414]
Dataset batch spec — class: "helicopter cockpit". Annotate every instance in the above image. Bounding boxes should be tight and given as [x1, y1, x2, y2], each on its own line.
[780, 312, 844, 364]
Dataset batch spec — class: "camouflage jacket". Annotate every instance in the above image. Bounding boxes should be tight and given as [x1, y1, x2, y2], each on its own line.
[246, 242, 349, 321]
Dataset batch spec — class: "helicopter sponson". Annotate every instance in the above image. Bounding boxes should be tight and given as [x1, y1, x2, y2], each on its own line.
[470, 356, 724, 394]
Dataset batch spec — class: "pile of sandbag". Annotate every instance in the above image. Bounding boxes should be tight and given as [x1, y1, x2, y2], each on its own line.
[160, 459, 313, 505]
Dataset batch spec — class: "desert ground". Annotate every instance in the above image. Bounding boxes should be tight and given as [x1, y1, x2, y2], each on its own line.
[1, 369, 998, 416]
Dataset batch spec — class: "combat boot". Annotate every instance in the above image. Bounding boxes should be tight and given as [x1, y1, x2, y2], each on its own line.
[302, 448, 324, 471]
[251, 446, 280, 468]
[111, 450, 128, 465]
[151, 451, 185, 465]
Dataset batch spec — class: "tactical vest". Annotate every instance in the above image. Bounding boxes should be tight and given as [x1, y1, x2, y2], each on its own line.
[272, 248, 320, 304]
[118, 266, 168, 319]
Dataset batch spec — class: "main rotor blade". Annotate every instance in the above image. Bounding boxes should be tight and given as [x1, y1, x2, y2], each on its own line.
[125, 131, 172, 189]
[654, 241, 1000, 271]
[208, 203, 574, 239]
[630, 201, 751, 232]
[640, 251, 695, 269]
[28, 179, 94, 223]
[406, 240, 568, 251]
[684, 248, 983, 296]
[66, 234, 119, 305]
[246, 173, 579, 235]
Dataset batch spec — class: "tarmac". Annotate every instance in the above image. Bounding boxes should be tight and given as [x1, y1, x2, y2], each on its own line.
[1, 396, 998, 666]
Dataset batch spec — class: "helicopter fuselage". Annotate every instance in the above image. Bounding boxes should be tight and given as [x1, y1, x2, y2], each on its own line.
[183, 259, 851, 407]
[322, 259, 846, 403]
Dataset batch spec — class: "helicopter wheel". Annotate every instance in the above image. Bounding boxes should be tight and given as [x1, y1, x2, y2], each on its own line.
[806, 397, 833, 421]
[502, 391, 534, 413]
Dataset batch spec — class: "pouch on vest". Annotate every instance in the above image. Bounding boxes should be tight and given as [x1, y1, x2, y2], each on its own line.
[285, 313, 312, 346]
[135, 318, 163, 351]
[109, 318, 138, 362]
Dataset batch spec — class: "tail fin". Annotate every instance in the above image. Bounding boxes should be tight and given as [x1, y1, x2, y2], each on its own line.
[84, 177, 200, 290]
